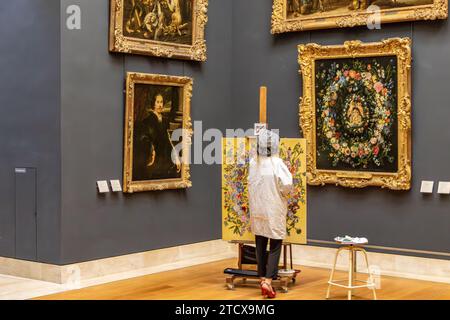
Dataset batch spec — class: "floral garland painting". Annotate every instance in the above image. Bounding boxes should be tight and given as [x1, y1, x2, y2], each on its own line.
[315, 56, 398, 173]
[221, 138, 307, 244]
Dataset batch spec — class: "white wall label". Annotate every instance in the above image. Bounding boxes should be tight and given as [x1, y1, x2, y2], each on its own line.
[97, 180, 109, 193]
[110, 180, 122, 192]
[437, 181, 450, 194]
[420, 180, 434, 194]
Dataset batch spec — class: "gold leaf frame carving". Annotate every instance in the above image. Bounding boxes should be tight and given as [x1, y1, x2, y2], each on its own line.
[272, 0, 447, 33]
[123, 72, 193, 193]
[298, 38, 412, 190]
[109, 0, 208, 61]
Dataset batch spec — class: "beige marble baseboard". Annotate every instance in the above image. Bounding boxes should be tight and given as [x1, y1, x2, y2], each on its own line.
[1, 241, 449, 287]
[292, 245, 450, 284]
[0, 240, 237, 285]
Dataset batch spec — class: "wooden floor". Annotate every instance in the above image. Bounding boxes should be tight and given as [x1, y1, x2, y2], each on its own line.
[36, 259, 450, 300]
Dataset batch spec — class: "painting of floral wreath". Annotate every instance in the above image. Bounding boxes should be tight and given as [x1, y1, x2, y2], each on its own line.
[221, 138, 307, 245]
[110, 0, 208, 61]
[123, 73, 193, 193]
[315, 56, 398, 173]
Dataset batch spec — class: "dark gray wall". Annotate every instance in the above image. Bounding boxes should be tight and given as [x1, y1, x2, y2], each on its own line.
[60, 0, 232, 264]
[232, 1, 450, 258]
[0, 0, 61, 263]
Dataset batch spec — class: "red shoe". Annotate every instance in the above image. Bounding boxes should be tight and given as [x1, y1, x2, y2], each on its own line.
[266, 285, 276, 299]
[261, 281, 276, 299]
[260, 281, 269, 297]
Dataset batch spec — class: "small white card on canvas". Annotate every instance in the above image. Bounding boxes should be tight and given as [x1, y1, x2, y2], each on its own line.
[254, 123, 267, 136]
[97, 180, 110, 193]
[420, 180, 434, 194]
[110, 180, 122, 192]
[437, 181, 450, 194]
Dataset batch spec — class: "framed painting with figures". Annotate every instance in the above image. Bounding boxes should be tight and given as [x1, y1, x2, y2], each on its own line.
[123, 73, 193, 192]
[109, 0, 208, 61]
[298, 38, 412, 190]
[271, 0, 447, 33]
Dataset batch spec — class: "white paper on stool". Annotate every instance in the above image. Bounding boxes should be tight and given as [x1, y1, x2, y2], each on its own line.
[437, 181, 450, 194]
[420, 181, 434, 194]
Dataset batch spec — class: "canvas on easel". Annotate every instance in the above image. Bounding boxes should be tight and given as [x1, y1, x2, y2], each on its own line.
[221, 137, 307, 244]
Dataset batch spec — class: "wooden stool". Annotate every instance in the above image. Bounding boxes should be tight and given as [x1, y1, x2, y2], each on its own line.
[326, 243, 377, 300]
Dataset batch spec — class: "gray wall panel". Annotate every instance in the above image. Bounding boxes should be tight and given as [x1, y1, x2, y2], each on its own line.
[0, 0, 61, 263]
[60, 0, 232, 263]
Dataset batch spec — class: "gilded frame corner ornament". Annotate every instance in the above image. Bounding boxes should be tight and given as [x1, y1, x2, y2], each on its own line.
[298, 38, 412, 190]
[271, 0, 448, 33]
[109, 0, 208, 61]
[123, 72, 193, 193]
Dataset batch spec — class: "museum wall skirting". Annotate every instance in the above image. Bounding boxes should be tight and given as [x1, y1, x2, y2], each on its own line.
[231, 1, 450, 258]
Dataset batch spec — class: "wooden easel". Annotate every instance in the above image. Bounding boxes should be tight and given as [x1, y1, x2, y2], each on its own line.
[224, 87, 300, 293]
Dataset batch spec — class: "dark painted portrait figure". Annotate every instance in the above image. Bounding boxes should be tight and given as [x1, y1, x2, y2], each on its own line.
[132, 85, 183, 181]
[123, 0, 193, 45]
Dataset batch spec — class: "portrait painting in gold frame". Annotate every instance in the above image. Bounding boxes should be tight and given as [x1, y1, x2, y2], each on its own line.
[298, 38, 412, 190]
[123, 72, 193, 192]
[272, 0, 447, 33]
[109, 0, 208, 61]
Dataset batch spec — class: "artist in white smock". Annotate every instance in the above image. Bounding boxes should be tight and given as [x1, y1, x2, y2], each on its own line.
[248, 129, 293, 298]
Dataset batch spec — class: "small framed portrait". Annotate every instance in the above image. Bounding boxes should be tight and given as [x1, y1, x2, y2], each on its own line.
[272, 0, 447, 33]
[123, 72, 193, 192]
[109, 0, 208, 61]
[298, 38, 412, 190]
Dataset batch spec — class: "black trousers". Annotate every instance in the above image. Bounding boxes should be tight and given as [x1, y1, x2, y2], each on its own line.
[255, 235, 282, 279]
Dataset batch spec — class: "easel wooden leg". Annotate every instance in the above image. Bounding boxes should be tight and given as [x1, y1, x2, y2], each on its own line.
[226, 276, 236, 290]
[280, 277, 289, 293]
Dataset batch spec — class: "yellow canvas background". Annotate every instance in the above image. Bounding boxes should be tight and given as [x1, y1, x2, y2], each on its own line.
[222, 138, 307, 244]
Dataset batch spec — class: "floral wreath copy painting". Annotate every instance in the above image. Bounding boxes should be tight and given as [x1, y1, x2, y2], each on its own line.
[222, 138, 307, 244]
[272, 0, 447, 33]
[109, 0, 208, 61]
[299, 38, 412, 190]
[123, 73, 193, 192]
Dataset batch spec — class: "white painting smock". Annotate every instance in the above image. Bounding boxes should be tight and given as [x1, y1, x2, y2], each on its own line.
[248, 156, 293, 240]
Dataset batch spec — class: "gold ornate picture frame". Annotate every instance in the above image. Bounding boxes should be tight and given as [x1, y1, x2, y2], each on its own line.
[109, 0, 208, 61]
[123, 72, 193, 192]
[272, 0, 447, 33]
[298, 38, 412, 190]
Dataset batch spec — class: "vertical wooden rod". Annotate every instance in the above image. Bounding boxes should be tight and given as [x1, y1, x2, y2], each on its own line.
[259, 86, 267, 124]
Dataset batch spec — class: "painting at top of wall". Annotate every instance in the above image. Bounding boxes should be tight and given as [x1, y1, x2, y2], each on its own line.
[109, 0, 208, 61]
[271, 0, 447, 33]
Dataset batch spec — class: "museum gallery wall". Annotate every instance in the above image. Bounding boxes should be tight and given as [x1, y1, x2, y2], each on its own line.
[2, 0, 450, 264]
